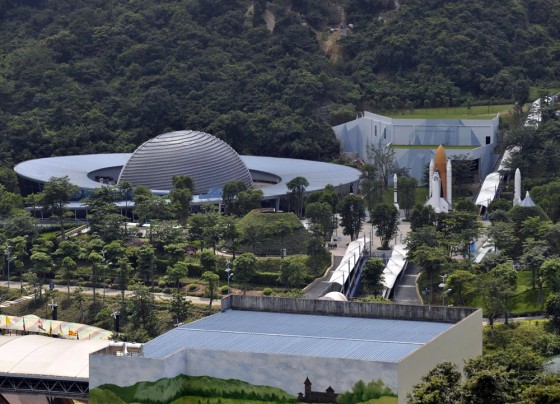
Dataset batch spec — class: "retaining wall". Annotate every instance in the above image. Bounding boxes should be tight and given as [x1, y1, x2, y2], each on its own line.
[221, 295, 478, 324]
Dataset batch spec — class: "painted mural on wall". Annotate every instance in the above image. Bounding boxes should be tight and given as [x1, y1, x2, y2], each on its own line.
[90, 374, 396, 404]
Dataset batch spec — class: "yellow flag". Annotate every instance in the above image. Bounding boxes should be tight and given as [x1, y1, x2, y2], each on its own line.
[5, 316, 10, 326]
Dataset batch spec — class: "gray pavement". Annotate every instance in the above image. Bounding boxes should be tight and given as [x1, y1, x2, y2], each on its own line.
[392, 263, 422, 305]
[304, 215, 414, 300]
[0, 280, 216, 307]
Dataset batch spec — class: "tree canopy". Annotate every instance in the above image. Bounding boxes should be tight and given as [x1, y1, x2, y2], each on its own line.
[1, 0, 559, 170]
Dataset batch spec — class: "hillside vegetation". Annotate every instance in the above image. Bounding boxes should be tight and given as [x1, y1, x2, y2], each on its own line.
[90, 374, 298, 403]
[0, 0, 559, 166]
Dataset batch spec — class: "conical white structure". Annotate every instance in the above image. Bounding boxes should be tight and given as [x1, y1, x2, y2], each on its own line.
[393, 173, 400, 211]
[446, 159, 453, 208]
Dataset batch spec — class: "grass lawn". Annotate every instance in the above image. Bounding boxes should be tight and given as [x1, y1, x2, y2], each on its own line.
[417, 268, 548, 316]
[390, 145, 477, 150]
[382, 187, 427, 206]
[468, 270, 548, 316]
[529, 86, 560, 100]
[384, 104, 512, 120]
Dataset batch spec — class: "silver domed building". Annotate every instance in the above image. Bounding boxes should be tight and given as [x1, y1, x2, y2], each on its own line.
[14, 130, 361, 211]
[118, 130, 253, 195]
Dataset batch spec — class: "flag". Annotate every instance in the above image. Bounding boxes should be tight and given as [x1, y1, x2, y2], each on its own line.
[57, 324, 63, 336]
[49, 322, 52, 336]
[38, 319, 45, 331]
[22, 317, 26, 332]
[68, 330, 78, 337]
[5, 316, 10, 326]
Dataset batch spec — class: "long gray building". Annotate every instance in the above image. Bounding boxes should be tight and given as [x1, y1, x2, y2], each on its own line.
[90, 296, 482, 403]
[333, 112, 499, 183]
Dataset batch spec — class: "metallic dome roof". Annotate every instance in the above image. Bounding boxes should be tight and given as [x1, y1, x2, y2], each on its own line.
[118, 130, 253, 194]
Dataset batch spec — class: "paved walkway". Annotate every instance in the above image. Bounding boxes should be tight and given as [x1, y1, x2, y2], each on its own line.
[304, 215, 414, 299]
[0, 280, 216, 307]
[392, 263, 421, 305]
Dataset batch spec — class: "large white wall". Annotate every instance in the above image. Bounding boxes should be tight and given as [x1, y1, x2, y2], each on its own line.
[397, 310, 483, 404]
[183, 350, 399, 397]
[333, 113, 499, 181]
[89, 350, 187, 389]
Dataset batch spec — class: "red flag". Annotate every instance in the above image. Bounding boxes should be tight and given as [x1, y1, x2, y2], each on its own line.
[38, 319, 45, 331]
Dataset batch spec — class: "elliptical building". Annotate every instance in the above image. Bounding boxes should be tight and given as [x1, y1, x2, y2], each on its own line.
[14, 130, 361, 211]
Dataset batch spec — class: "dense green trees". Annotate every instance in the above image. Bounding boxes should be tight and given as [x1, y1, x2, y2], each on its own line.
[370, 203, 399, 249]
[0, 0, 558, 172]
[361, 258, 385, 297]
[232, 253, 257, 294]
[397, 176, 418, 218]
[40, 177, 79, 239]
[286, 176, 308, 218]
[339, 194, 366, 241]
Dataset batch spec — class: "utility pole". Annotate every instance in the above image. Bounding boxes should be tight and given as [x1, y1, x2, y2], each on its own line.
[5, 245, 12, 289]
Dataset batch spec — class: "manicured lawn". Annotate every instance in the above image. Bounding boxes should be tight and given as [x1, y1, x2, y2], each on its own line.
[390, 145, 477, 150]
[362, 397, 398, 404]
[472, 270, 548, 316]
[383, 187, 427, 206]
[384, 104, 513, 120]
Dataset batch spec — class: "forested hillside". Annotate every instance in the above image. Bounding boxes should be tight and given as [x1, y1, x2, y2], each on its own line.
[0, 0, 559, 166]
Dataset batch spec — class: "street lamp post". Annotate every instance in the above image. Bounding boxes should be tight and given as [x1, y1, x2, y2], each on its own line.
[442, 289, 452, 306]
[5, 245, 12, 289]
[225, 261, 233, 295]
[439, 274, 449, 306]
[101, 251, 112, 303]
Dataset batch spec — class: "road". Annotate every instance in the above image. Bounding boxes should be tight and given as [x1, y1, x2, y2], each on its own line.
[0, 280, 216, 308]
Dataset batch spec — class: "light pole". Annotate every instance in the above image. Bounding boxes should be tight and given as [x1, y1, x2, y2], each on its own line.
[442, 289, 452, 306]
[5, 245, 12, 289]
[439, 274, 449, 306]
[101, 251, 112, 303]
[225, 261, 233, 295]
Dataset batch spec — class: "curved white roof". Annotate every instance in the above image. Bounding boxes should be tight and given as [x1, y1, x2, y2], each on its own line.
[382, 244, 408, 294]
[328, 238, 367, 285]
[14, 154, 361, 200]
[475, 172, 501, 207]
[14, 153, 131, 190]
[0, 335, 109, 380]
[319, 292, 348, 301]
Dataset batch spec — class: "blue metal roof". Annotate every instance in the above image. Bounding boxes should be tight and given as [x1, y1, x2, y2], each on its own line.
[143, 310, 452, 363]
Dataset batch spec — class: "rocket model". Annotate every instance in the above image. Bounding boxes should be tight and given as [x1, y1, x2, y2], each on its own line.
[513, 168, 521, 206]
[393, 173, 400, 211]
[426, 145, 452, 213]
[446, 158, 452, 207]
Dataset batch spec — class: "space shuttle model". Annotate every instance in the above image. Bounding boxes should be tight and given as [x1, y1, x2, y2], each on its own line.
[426, 145, 452, 213]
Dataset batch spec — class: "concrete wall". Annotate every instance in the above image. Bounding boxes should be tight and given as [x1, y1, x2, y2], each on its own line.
[183, 349, 399, 397]
[332, 113, 499, 181]
[89, 350, 187, 389]
[397, 309, 483, 404]
[222, 295, 478, 324]
[90, 346, 400, 398]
